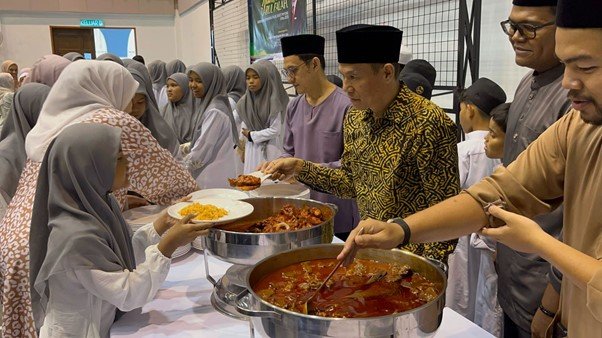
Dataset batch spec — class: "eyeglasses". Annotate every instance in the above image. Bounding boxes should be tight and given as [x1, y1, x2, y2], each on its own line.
[500, 19, 555, 39]
[281, 62, 306, 78]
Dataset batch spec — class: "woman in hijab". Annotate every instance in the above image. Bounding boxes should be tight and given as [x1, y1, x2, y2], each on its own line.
[24, 54, 71, 87]
[1, 60, 18, 89]
[0, 83, 50, 219]
[96, 53, 125, 66]
[166, 59, 186, 77]
[123, 59, 180, 156]
[162, 73, 195, 144]
[0, 73, 14, 126]
[0, 60, 198, 337]
[18, 67, 32, 87]
[222, 65, 246, 131]
[185, 62, 239, 188]
[147, 60, 168, 109]
[29, 123, 209, 337]
[62, 52, 84, 61]
[237, 60, 289, 173]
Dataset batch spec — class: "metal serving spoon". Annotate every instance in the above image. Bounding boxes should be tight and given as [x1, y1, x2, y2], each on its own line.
[301, 227, 365, 314]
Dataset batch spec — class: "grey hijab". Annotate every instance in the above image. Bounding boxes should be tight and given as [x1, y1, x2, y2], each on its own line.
[0, 83, 50, 200]
[163, 73, 195, 144]
[222, 65, 246, 103]
[63, 52, 84, 61]
[187, 62, 238, 146]
[96, 53, 125, 66]
[124, 60, 180, 156]
[0, 73, 13, 102]
[0, 73, 14, 89]
[236, 60, 289, 132]
[148, 60, 167, 92]
[166, 59, 186, 77]
[29, 123, 136, 325]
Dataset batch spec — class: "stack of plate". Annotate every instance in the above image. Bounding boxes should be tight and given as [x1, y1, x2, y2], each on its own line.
[248, 182, 310, 199]
[122, 205, 168, 231]
[189, 188, 248, 201]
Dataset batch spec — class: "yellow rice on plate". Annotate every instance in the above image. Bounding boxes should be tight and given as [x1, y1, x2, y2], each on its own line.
[179, 202, 229, 221]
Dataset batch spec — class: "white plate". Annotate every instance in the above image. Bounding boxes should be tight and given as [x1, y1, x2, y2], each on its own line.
[171, 243, 191, 259]
[249, 182, 310, 199]
[168, 198, 254, 225]
[189, 189, 248, 201]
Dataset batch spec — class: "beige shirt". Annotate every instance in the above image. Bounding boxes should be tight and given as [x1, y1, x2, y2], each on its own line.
[466, 110, 602, 337]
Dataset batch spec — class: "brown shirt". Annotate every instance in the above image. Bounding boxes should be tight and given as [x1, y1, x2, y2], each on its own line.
[466, 110, 602, 337]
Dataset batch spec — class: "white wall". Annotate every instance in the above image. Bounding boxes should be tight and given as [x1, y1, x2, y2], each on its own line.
[0, 3, 213, 70]
[174, 0, 211, 66]
[478, 0, 528, 101]
[0, 1, 529, 100]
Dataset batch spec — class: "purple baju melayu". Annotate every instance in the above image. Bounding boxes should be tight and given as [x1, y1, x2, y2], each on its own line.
[281, 87, 360, 234]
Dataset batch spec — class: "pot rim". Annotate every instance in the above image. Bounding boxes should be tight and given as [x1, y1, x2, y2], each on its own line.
[244, 243, 447, 321]
[208, 197, 336, 237]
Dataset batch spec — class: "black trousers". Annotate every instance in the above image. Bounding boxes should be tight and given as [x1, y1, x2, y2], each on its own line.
[504, 313, 531, 338]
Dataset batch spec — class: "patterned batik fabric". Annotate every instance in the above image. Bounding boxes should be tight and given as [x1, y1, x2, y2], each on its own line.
[0, 108, 197, 337]
[297, 84, 461, 262]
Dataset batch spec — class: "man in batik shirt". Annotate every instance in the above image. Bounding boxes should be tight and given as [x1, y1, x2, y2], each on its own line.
[264, 24, 460, 262]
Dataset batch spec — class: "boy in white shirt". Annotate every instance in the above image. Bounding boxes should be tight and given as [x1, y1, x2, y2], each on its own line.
[447, 78, 507, 336]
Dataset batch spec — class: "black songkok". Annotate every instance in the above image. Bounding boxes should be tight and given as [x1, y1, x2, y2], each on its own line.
[400, 59, 437, 88]
[557, 0, 602, 28]
[512, 0, 557, 6]
[281, 34, 325, 57]
[461, 77, 507, 115]
[336, 24, 403, 63]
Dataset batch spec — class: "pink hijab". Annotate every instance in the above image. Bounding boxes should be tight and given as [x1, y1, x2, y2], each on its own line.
[24, 55, 71, 87]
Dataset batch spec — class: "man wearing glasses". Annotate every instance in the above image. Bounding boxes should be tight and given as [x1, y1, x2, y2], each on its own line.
[277, 34, 360, 240]
[263, 25, 460, 263]
[498, 1, 570, 337]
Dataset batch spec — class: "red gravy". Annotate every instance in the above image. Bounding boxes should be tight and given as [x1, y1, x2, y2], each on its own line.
[253, 258, 442, 318]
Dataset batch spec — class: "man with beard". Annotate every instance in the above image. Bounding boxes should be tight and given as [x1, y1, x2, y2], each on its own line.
[496, 1, 571, 336]
[339, 0, 602, 335]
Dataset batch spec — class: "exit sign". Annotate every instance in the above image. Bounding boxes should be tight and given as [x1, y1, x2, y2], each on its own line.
[80, 18, 104, 27]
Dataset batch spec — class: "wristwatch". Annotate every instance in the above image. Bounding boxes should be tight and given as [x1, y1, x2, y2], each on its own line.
[387, 217, 411, 246]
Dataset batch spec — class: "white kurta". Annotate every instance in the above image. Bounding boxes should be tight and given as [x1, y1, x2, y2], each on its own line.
[446, 130, 502, 337]
[456, 131, 500, 189]
[242, 113, 283, 174]
[39, 223, 170, 338]
[185, 108, 238, 188]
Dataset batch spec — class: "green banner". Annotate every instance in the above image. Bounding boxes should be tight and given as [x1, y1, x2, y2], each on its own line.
[249, 0, 307, 60]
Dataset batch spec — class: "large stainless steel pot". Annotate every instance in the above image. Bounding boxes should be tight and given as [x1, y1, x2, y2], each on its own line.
[236, 244, 446, 338]
[204, 197, 336, 265]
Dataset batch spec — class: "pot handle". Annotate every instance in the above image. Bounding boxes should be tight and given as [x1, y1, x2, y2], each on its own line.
[427, 258, 448, 277]
[235, 289, 281, 320]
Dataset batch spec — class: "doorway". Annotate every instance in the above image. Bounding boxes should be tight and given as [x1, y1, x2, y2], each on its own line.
[50, 27, 95, 58]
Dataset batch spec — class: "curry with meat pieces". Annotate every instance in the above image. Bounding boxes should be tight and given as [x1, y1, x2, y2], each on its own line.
[253, 258, 442, 318]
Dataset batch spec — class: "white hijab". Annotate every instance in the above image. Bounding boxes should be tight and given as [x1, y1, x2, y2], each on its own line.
[25, 60, 137, 162]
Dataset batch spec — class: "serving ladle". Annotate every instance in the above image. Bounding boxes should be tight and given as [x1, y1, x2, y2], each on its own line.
[301, 227, 365, 314]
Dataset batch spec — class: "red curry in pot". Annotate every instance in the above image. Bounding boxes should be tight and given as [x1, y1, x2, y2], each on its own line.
[253, 258, 442, 318]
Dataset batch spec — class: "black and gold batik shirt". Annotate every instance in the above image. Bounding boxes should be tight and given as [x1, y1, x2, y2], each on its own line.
[297, 84, 460, 262]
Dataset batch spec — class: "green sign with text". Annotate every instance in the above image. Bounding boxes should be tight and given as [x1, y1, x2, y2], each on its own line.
[80, 18, 104, 27]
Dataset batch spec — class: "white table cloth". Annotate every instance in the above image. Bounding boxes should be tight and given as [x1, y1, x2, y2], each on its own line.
[110, 247, 494, 338]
